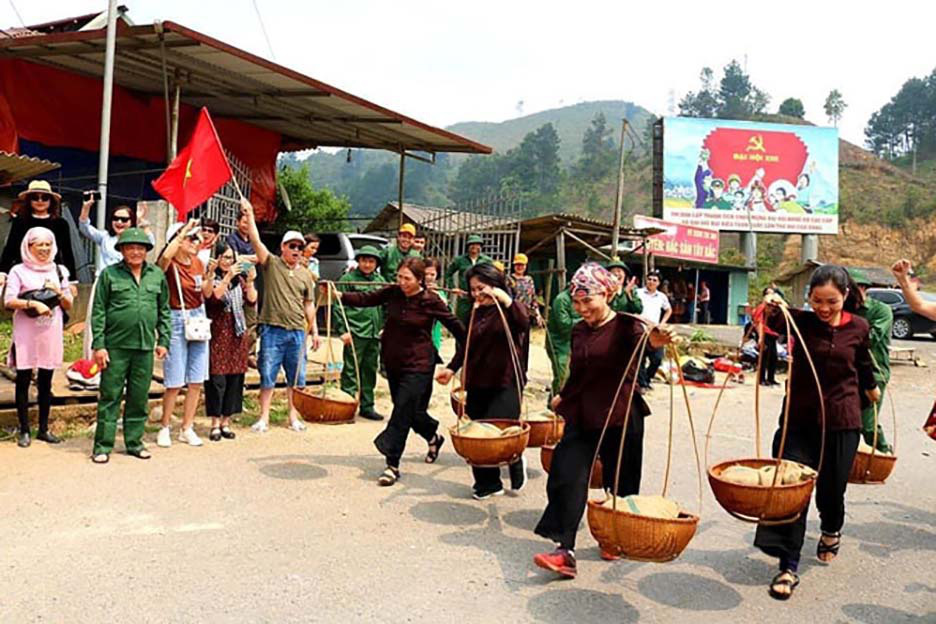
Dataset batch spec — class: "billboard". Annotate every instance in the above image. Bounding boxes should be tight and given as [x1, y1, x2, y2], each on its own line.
[657, 117, 838, 234]
[633, 215, 719, 264]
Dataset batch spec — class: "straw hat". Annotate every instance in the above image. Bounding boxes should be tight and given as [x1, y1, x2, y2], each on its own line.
[18, 179, 61, 202]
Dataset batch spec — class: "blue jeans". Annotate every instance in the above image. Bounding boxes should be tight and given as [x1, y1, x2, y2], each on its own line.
[259, 324, 306, 389]
[164, 307, 209, 388]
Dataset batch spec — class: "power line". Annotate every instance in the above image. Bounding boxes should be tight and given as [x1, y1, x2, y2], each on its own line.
[7, 0, 26, 27]
[249, 0, 276, 60]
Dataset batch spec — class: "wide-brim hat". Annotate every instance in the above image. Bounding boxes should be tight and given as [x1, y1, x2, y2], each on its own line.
[355, 245, 382, 263]
[115, 227, 154, 250]
[18, 179, 61, 202]
[465, 234, 483, 246]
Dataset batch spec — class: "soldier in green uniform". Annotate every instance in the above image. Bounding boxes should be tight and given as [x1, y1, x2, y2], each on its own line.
[850, 270, 893, 452]
[445, 234, 493, 323]
[545, 288, 580, 398]
[335, 246, 389, 421]
[90, 228, 171, 463]
[379, 222, 421, 282]
[606, 259, 643, 315]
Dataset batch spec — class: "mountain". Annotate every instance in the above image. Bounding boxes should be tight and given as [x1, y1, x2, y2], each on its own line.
[448, 100, 655, 163]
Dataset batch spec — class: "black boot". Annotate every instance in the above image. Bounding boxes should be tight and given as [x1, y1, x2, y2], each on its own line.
[17, 432, 31, 448]
[36, 431, 61, 444]
[359, 409, 384, 421]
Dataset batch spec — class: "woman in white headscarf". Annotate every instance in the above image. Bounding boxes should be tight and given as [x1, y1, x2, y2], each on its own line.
[3, 227, 73, 447]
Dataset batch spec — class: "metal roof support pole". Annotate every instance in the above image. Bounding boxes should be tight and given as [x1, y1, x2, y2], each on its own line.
[801, 234, 818, 264]
[157, 23, 172, 165]
[170, 76, 181, 161]
[611, 119, 628, 261]
[397, 151, 405, 232]
[556, 227, 567, 291]
[642, 237, 649, 283]
[94, 0, 119, 271]
[692, 267, 700, 324]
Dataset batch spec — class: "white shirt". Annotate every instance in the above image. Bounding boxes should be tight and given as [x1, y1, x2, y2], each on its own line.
[637, 288, 671, 324]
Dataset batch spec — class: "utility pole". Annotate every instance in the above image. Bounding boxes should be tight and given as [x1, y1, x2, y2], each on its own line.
[94, 0, 119, 270]
[611, 119, 629, 259]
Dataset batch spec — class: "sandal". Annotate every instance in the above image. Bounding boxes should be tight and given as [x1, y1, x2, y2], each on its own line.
[91, 453, 110, 464]
[817, 531, 841, 563]
[768, 570, 799, 600]
[377, 466, 400, 487]
[209, 428, 222, 442]
[128, 449, 152, 460]
[220, 426, 236, 440]
[425, 434, 445, 464]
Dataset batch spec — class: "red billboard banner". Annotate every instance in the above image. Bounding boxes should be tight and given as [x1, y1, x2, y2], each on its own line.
[633, 215, 719, 264]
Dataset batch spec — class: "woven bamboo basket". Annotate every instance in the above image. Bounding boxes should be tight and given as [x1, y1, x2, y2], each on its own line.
[526, 415, 565, 448]
[708, 458, 815, 523]
[540, 443, 603, 488]
[293, 386, 358, 424]
[450, 419, 530, 467]
[586, 499, 699, 563]
[848, 450, 897, 485]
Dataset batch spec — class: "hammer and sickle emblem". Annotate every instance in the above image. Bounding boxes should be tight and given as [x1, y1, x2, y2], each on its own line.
[746, 135, 765, 152]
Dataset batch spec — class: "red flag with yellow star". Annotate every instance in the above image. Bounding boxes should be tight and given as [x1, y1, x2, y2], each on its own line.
[152, 107, 233, 219]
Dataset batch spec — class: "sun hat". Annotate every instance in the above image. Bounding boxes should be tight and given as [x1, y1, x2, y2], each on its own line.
[17, 179, 61, 202]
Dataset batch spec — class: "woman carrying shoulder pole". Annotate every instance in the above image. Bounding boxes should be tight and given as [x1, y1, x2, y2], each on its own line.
[336, 257, 466, 486]
[437, 262, 531, 499]
[754, 265, 878, 600]
[532, 263, 674, 579]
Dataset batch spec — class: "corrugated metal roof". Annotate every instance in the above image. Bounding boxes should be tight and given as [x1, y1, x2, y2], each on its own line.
[0, 21, 491, 155]
[0, 151, 61, 184]
[365, 202, 514, 233]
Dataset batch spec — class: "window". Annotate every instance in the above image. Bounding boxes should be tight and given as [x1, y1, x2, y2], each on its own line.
[870, 291, 901, 305]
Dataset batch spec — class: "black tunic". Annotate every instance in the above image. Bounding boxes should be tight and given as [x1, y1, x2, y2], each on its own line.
[0, 214, 78, 277]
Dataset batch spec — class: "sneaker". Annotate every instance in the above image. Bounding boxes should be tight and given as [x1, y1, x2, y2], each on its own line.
[178, 427, 203, 446]
[251, 420, 269, 433]
[600, 550, 621, 561]
[472, 486, 504, 501]
[509, 456, 528, 493]
[289, 418, 307, 432]
[156, 426, 172, 448]
[533, 548, 577, 579]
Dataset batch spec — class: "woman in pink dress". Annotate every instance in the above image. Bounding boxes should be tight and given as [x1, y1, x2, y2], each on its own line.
[3, 227, 73, 447]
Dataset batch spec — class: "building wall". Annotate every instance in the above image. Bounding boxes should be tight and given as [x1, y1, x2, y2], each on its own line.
[728, 269, 750, 326]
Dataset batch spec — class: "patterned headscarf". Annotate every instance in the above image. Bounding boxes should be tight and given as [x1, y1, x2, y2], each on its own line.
[20, 226, 57, 273]
[569, 262, 618, 299]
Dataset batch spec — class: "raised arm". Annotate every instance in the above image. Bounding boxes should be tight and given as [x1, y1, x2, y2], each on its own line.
[892, 259, 936, 320]
[241, 198, 270, 266]
[78, 198, 106, 244]
[158, 218, 199, 270]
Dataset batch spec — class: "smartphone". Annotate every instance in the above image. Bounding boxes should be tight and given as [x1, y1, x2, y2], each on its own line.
[240, 261, 253, 275]
[83, 190, 102, 201]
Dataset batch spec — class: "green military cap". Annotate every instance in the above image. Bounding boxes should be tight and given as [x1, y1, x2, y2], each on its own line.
[465, 234, 484, 246]
[115, 227, 153, 250]
[355, 245, 382, 262]
[606, 259, 630, 272]
[848, 268, 872, 286]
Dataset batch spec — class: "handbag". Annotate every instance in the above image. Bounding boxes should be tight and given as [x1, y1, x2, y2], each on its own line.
[19, 265, 69, 319]
[174, 264, 212, 342]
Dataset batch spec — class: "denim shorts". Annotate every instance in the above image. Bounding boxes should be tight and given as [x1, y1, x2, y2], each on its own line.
[163, 307, 210, 388]
[259, 324, 306, 389]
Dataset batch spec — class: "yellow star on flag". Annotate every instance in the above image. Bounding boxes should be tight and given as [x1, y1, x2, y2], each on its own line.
[183, 158, 193, 187]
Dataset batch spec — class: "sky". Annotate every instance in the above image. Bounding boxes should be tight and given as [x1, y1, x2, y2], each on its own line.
[5, 1, 935, 150]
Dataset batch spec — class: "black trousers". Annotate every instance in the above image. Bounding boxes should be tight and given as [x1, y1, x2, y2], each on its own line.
[15, 368, 53, 435]
[465, 385, 522, 494]
[638, 347, 664, 387]
[535, 411, 645, 550]
[374, 371, 437, 468]
[205, 373, 245, 417]
[754, 425, 859, 566]
[760, 334, 779, 383]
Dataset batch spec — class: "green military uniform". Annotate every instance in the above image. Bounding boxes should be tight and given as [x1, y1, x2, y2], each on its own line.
[334, 249, 388, 416]
[856, 294, 893, 452]
[546, 289, 581, 397]
[445, 236, 493, 323]
[91, 229, 171, 455]
[379, 243, 421, 282]
[610, 289, 643, 314]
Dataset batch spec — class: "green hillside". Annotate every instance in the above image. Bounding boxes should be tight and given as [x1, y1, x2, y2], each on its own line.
[448, 100, 654, 163]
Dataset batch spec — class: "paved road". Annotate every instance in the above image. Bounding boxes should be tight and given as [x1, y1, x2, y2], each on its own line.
[0, 333, 934, 623]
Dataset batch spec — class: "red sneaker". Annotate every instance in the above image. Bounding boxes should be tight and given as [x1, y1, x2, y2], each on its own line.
[533, 548, 577, 578]
[600, 550, 620, 561]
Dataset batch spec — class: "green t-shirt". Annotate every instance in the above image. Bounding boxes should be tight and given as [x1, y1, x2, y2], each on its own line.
[258, 255, 315, 331]
[431, 289, 448, 350]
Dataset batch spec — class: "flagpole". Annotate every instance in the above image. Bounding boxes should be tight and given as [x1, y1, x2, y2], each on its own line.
[95, 0, 119, 271]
